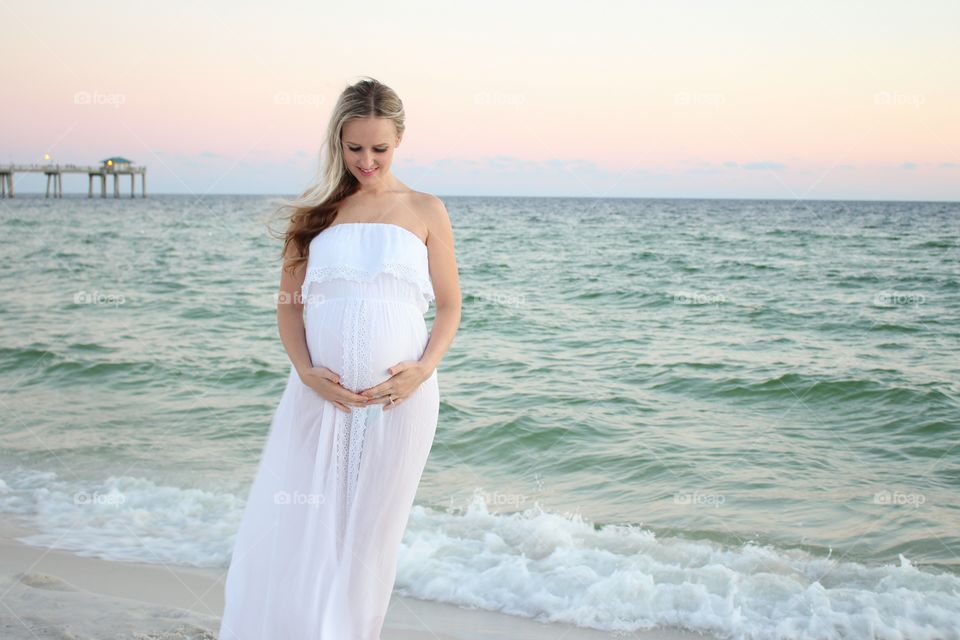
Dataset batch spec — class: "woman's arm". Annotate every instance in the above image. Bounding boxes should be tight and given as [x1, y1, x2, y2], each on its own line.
[419, 196, 462, 375]
[276, 241, 313, 376]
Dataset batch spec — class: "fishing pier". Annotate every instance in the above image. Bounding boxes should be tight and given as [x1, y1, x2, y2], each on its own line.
[0, 156, 147, 198]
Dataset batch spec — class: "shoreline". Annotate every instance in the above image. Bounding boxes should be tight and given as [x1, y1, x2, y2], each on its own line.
[0, 516, 715, 639]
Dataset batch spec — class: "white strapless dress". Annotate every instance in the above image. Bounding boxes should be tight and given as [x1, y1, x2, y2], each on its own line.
[219, 223, 440, 640]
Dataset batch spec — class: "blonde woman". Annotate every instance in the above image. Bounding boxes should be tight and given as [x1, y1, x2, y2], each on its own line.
[219, 76, 461, 639]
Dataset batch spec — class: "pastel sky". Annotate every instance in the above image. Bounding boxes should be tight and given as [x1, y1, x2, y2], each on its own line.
[1, 0, 958, 201]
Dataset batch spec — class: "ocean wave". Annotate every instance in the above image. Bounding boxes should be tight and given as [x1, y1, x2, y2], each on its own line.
[652, 372, 955, 409]
[397, 493, 960, 639]
[0, 466, 242, 568]
[1, 467, 957, 639]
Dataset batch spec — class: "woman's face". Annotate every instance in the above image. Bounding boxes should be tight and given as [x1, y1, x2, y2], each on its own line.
[341, 117, 400, 183]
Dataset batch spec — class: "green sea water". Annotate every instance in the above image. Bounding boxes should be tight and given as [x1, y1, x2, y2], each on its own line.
[0, 194, 958, 607]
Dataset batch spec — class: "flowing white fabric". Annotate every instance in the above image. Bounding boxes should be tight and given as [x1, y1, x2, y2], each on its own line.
[219, 223, 440, 640]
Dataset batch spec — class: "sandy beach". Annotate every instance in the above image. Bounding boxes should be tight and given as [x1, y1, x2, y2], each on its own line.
[0, 517, 714, 640]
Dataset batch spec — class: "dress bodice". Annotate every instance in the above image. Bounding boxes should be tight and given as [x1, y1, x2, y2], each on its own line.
[300, 223, 435, 314]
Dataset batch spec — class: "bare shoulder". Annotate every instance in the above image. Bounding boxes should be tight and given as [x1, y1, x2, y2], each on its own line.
[411, 192, 451, 235]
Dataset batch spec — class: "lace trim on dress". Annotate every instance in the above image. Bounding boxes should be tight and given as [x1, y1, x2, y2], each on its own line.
[301, 264, 435, 304]
[336, 298, 371, 557]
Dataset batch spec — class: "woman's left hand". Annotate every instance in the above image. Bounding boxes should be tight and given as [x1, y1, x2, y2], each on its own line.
[359, 361, 431, 411]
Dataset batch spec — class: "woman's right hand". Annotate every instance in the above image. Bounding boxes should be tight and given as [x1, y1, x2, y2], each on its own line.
[298, 366, 369, 413]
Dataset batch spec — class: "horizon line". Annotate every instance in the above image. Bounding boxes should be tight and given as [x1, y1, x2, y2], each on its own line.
[2, 192, 958, 205]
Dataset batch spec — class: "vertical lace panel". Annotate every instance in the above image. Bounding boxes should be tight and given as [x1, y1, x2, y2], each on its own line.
[335, 299, 371, 557]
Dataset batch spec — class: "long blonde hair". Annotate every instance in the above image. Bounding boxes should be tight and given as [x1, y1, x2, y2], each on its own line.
[272, 76, 406, 274]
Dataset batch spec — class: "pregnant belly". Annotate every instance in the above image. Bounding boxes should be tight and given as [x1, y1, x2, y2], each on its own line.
[304, 298, 430, 393]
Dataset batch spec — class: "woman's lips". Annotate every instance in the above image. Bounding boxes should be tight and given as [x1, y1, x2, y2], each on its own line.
[359, 167, 378, 176]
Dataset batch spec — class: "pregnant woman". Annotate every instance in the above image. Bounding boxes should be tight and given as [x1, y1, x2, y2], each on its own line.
[219, 76, 461, 639]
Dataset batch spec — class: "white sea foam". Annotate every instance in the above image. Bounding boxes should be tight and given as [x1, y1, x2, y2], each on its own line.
[2, 467, 958, 639]
[397, 493, 960, 639]
[0, 466, 242, 568]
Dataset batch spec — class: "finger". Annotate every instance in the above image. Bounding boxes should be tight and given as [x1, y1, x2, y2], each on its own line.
[391, 361, 416, 375]
[383, 397, 404, 411]
[333, 401, 350, 413]
[359, 381, 389, 398]
[328, 383, 369, 404]
[318, 367, 341, 383]
[341, 390, 371, 404]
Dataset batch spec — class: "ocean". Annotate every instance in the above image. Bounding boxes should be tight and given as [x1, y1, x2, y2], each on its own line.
[1, 194, 958, 638]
